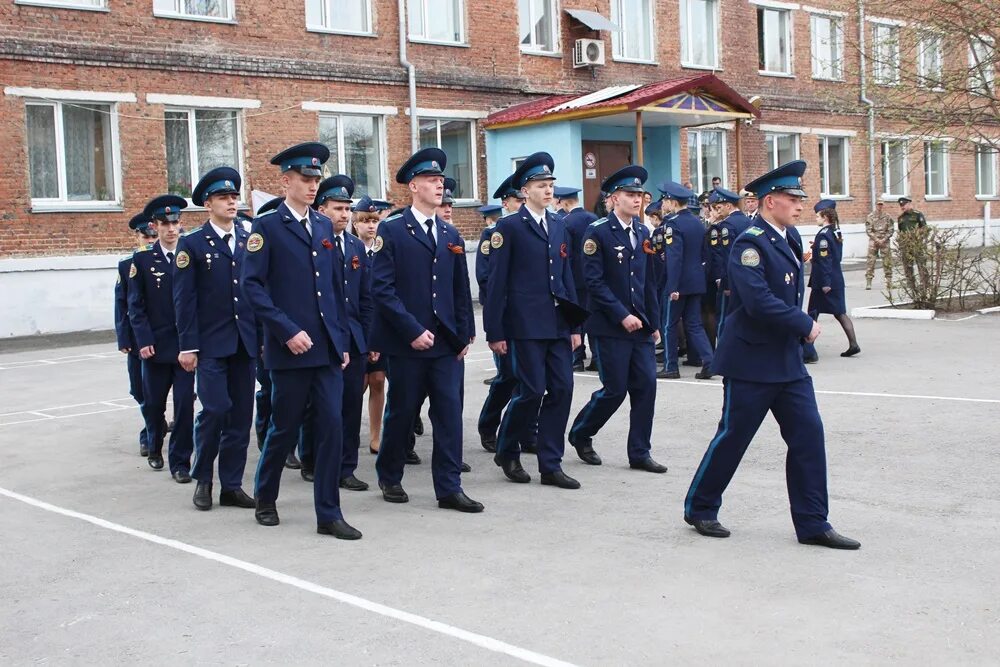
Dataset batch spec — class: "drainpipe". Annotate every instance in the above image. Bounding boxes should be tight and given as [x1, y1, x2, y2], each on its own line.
[399, 0, 418, 151]
[858, 0, 877, 211]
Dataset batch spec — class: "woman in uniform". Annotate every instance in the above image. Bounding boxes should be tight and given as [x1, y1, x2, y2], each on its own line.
[808, 203, 860, 358]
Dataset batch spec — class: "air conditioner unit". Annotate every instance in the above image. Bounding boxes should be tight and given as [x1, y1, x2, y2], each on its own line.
[574, 38, 605, 68]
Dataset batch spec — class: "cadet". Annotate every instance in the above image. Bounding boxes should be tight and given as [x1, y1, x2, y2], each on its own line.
[652, 182, 714, 380]
[563, 186, 600, 372]
[553, 185, 581, 221]
[808, 200, 860, 358]
[241, 142, 360, 540]
[115, 213, 158, 457]
[252, 195, 283, 452]
[897, 196, 929, 291]
[864, 201, 894, 290]
[127, 195, 195, 480]
[495, 175, 524, 216]
[436, 177, 456, 223]
[708, 187, 753, 340]
[369, 147, 482, 512]
[485, 151, 588, 489]
[684, 160, 860, 550]
[172, 168, 257, 510]
[567, 166, 666, 473]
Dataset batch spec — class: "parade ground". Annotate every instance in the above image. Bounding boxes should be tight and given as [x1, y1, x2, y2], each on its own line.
[1, 268, 997, 666]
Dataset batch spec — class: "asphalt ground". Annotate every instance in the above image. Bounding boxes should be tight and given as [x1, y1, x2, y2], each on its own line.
[1, 269, 998, 665]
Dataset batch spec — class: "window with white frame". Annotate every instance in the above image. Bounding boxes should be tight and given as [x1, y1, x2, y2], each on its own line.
[519, 0, 558, 53]
[757, 5, 793, 75]
[418, 117, 476, 200]
[976, 144, 998, 198]
[680, 0, 719, 69]
[153, 0, 233, 21]
[318, 114, 385, 198]
[923, 140, 949, 197]
[918, 32, 943, 88]
[817, 135, 848, 196]
[17, 0, 105, 10]
[872, 22, 900, 85]
[881, 140, 908, 197]
[687, 129, 726, 193]
[408, 0, 464, 44]
[26, 101, 119, 205]
[611, 0, 655, 62]
[810, 13, 843, 80]
[969, 36, 995, 95]
[164, 109, 241, 200]
[305, 0, 371, 34]
[765, 132, 799, 170]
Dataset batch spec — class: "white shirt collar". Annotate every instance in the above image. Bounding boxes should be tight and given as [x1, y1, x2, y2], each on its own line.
[409, 205, 433, 225]
[284, 201, 309, 222]
[524, 206, 546, 225]
[208, 220, 236, 241]
[762, 217, 787, 240]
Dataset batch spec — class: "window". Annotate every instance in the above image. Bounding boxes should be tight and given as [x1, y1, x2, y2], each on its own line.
[519, 0, 558, 53]
[305, 0, 371, 34]
[687, 129, 725, 193]
[153, 0, 233, 21]
[923, 141, 949, 198]
[418, 118, 476, 200]
[757, 6, 792, 74]
[165, 109, 241, 201]
[881, 140, 908, 197]
[969, 36, 995, 95]
[918, 32, 944, 88]
[810, 14, 843, 80]
[26, 101, 119, 207]
[611, 0, 655, 62]
[765, 132, 799, 170]
[976, 145, 998, 198]
[408, 0, 464, 44]
[817, 136, 848, 197]
[318, 114, 385, 198]
[15, 0, 105, 10]
[872, 23, 900, 85]
[680, 0, 719, 69]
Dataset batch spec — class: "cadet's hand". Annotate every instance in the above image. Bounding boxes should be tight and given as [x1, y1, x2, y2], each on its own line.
[715, 279, 722, 288]
[411, 330, 435, 350]
[571, 334, 582, 350]
[119, 347, 131, 355]
[822, 286, 832, 294]
[670, 292, 680, 301]
[178, 352, 198, 372]
[457, 345, 470, 360]
[803, 250, 813, 262]
[139, 345, 155, 359]
[724, 289, 731, 297]
[806, 321, 822, 343]
[368, 351, 381, 363]
[621, 314, 643, 333]
[342, 352, 350, 370]
[489, 340, 508, 356]
[652, 330, 661, 344]
[286, 331, 313, 355]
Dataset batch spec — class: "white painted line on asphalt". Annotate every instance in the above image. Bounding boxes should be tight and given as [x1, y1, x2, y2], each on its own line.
[0, 487, 579, 667]
[0, 397, 135, 427]
[0, 352, 120, 371]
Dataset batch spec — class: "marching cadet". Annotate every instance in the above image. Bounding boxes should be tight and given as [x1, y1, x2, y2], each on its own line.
[116, 213, 158, 457]
[708, 187, 753, 340]
[241, 142, 360, 540]
[683, 160, 860, 550]
[252, 195, 283, 452]
[563, 186, 600, 372]
[436, 177, 457, 223]
[173, 167, 257, 511]
[369, 147, 481, 512]
[495, 175, 524, 216]
[127, 195, 195, 480]
[808, 200, 860, 358]
[652, 182, 714, 380]
[553, 185, 581, 221]
[485, 151, 588, 489]
[864, 201, 894, 290]
[567, 166, 666, 473]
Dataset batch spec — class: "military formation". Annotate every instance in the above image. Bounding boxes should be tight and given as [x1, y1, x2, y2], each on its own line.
[114, 141, 862, 549]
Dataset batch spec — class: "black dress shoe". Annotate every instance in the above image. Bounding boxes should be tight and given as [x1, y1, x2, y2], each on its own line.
[340, 474, 369, 491]
[694, 366, 715, 380]
[317, 519, 362, 540]
[483, 375, 497, 385]
[840, 345, 861, 358]
[438, 491, 485, 513]
[520, 439, 537, 455]
[172, 469, 192, 484]
[165, 420, 174, 433]
[413, 416, 424, 436]
[685, 515, 731, 538]
[479, 430, 498, 453]
[572, 362, 585, 372]
[570, 437, 602, 465]
[219, 488, 255, 508]
[405, 450, 422, 465]
[284, 452, 302, 469]
[379, 481, 409, 503]
[369, 444, 379, 455]
[139, 441, 149, 457]
[493, 454, 531, 483]
[682, 359, 703, 367]
[192, 482, 213, 510]
[540, 470, 581, 489]
[147, 455, 164, 470]
[799, 529, 860, 550]
[585, 361, 598, 371]
[460, 462, 472, 473]
[300, 468, 315, 482]
[657, 369, 681, 379]
[803, 355, 819, 364]
[630, 458, 668, 473]
[255, 502, 279, 526]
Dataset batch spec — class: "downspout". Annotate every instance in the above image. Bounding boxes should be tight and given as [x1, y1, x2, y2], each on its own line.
[399, 0, 418, 151]
[858, 0, 877, 210]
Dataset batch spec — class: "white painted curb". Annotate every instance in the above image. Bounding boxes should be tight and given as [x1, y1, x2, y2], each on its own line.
[852, 302, 936, 320]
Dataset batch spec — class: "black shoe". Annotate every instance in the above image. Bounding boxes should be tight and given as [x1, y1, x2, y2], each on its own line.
[460, 462, 472, 473]
[165, 420, 174, 433]
[685, 515, 730, 538]
[483, 375, 498, 385]
[147, 455, 164, 470]
[520, 439, 537, 455]
[682, 359, 703, 367]
[340, 474, 369, 491]
[479, 430, 497, 453]
[572, 362, 585, 372]
[139, 441, 149, 457]
[803, 355, 819, 364]
[255, 501, 279, 526]
[379, 481, 409, 503]
[413, 416, 424, 436]
[172, 469, 192, 484]
[585, 361, 598, 371]
[317, 519, 362, 540]
[193, 482, 213, 510]
[570, 436, 602, 466]
[694, 365, 715, 380]
[677, 347, 687, 357]
[219, 488, 255, 508]
[656, 369, 681, 379]
[438, 491, 484, 513]
[629, 458, 668, 473]
[540, 470, 581, 489]
[284, 452, 302, 469]
[300, 468, 315, 482]
[405, 450, 422, 465]
[493, 454, 530, 483]
[840, 345, 861, 358]
[798, 529, 860, 550]
[369, 444, 379, 455]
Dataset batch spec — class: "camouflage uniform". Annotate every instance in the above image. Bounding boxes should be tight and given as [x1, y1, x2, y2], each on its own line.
[897, 209, 929, 290]
[865, 209, 894, 285]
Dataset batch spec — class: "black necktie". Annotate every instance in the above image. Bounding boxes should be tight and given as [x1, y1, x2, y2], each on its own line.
[166, 251, 173, 264]
[300, 218, 311, 237]
[335, 235, 344, 263]
[367, 249, 374, 258]
[538, 216, 547, 238]
[627, 226, 636, 249]
[222, 233, 232, 252]
[424, 220, 436, 250]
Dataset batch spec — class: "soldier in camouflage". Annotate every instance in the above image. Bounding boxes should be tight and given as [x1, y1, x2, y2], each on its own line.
[864, 201, 894, 290]
[896, 197, 929, 291]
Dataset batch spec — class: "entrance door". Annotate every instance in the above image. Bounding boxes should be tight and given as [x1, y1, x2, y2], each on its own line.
[581, 141, 633, 214]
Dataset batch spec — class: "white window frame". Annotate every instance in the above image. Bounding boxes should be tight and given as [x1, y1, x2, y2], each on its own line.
[163, 107, 246, 208]
[809, 12, 843, 81]
[975, 143, 998, 199]
[317, 112, 388, 199]
[680, 0, 720, 70]
[871, 21, 901, 86]
[756, 4, 795, 76]
[817, 135, 849, 198]
[13, 0, 107, 11]
[153, 0, 235, 23]
[305, 0, 374, 36]
[408, 0, 466, 46]
[687, 128, 728, 193]
[610, 0, 656, 64]
[969, 35, 996, 95]
[765, 132, 800, 170]
[922, 140, 950, 199]
[518, 0, 560, 55]
[416, 115, 479, 202]
[880, 138, 909, 199]
[918, 31, 944, 90]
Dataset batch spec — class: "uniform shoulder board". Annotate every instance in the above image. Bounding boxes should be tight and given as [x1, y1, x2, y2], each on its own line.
[382, 212, 404, 223]
[590, 217, 608, 227]
[744, 226, 765, 237]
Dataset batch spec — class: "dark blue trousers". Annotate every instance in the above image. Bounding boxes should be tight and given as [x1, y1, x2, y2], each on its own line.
[684, 376, 832, 540]
[126, 352, 148, 451]
[141, 360, 194, 474]
[715, 290, 730, 342]
[254, 348, 271, 439]
[663, 294, 714, 372]
[496, 338, 573, 474]
[190, 347, 256, 491]
[255, 365, 344, 523]
[299, 353, 365, 479]
[477, 353, 538, 444]
[376, 354, 463, 499]
[570, 336, 657, 464]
